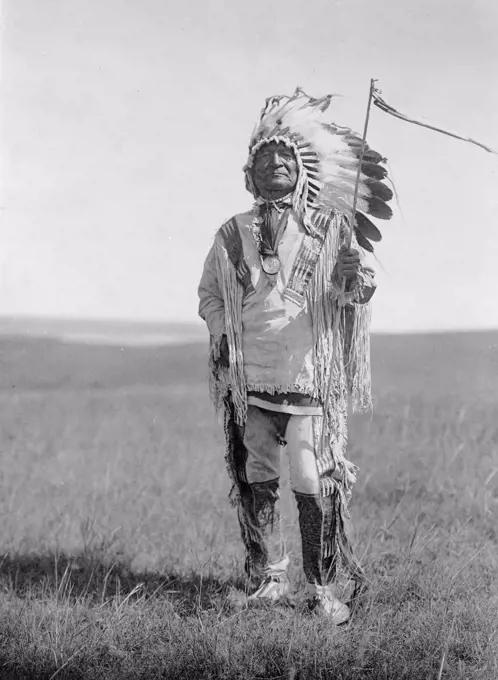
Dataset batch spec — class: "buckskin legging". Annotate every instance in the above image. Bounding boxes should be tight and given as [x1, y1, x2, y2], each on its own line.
[227, 404, 347, 587]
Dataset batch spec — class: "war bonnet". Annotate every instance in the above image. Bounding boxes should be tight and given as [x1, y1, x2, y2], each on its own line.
[244, 87, 394, 252]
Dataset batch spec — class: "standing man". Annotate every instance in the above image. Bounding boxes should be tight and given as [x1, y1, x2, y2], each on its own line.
[198, 88, 393, 624]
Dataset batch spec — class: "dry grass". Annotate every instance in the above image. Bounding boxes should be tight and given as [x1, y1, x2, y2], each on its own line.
[0, 332, 497, 679]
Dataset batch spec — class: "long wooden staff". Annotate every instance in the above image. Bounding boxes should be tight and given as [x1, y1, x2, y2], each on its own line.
[320, 78, 376, 456]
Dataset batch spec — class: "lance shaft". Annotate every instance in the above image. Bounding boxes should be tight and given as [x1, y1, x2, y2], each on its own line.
[321, 78, 376, 460]
[347, 77, 376, 247]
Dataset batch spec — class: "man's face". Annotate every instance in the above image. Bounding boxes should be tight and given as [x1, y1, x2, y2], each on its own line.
[252, 142, 298, 199]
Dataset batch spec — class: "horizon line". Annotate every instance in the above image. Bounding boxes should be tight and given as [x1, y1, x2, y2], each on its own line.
[0, 313, 497, 338]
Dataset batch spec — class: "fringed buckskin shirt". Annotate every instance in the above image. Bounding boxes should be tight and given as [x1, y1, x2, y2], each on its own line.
[199, 206, 375, 415]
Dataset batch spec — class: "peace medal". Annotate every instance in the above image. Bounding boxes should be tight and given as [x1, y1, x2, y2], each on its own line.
[261, 255, 281, 275]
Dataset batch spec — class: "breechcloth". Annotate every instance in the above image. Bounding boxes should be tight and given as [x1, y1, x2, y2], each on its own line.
[227, 404, 348, 587]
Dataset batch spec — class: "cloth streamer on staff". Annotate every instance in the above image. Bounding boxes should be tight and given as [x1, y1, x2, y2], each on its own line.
[372, 87, 498, 155]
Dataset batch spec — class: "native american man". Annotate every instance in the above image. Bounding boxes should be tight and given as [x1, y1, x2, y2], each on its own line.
[198, 89, 393, 624]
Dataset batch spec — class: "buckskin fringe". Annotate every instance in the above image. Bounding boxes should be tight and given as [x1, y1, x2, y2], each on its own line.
[331, 482, 367, 592]
[346, 300, 373, 412]
[310, 214, 373, 416]
[246, 377, 315, 397]
[308, 212, 343, 407]
[208, 333, 229, 415]
[213, 238, 247, 425]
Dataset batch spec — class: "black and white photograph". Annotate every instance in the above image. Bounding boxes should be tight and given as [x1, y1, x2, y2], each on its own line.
[0, 1, 497, 678]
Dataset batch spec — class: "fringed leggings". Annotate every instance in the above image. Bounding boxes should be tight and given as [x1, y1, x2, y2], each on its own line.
[226, 403, 363, 588]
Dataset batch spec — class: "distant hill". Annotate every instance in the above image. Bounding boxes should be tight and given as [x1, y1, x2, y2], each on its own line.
[0, 335, 209, 392]
[0, 323, 497, 398]
[369, 330, 498, 401]
[0, 316, 208, 346]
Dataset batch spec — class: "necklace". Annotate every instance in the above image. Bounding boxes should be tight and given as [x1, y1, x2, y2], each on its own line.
[252, 200, 291, 276]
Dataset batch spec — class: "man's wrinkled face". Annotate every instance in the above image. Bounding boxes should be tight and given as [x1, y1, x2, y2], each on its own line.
[252, 142, 298, 199]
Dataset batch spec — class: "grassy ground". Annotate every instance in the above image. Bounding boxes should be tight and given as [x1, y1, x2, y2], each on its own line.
[0, 332, 497, 679]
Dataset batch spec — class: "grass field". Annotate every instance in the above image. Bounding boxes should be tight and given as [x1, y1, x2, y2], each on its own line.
[0, 330, 497, 679]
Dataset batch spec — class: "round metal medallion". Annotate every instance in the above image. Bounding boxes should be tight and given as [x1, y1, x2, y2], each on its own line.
[261, 255, 281, 275]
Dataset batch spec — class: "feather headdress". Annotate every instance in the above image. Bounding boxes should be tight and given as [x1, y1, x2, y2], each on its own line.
[244, 87, 394, 252]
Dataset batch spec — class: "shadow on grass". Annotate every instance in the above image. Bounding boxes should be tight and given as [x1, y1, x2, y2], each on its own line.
[0, 550, 241, 615]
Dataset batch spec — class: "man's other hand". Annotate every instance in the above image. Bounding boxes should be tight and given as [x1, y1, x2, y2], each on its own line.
[219, 335, 230, 367]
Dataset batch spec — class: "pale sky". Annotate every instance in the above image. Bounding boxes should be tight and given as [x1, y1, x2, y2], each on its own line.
[1, 0, 497, 332]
